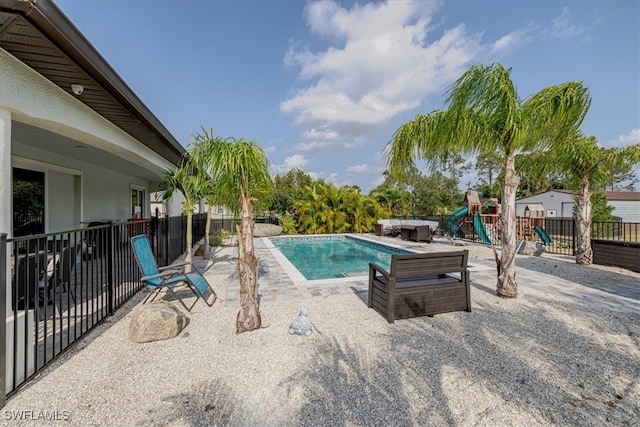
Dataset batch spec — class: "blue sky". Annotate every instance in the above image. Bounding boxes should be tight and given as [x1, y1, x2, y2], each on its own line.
[56, 0, 639, 193]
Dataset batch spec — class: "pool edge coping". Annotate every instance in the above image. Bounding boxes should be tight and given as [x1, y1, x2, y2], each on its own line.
[262, 234, 426, 286]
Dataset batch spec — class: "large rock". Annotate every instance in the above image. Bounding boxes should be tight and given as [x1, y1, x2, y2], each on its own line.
[129, 301, 187, 343]
[253, 223, 282, 237]
[518, 240, 546, 256]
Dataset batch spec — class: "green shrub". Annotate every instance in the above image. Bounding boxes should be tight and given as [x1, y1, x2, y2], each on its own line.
[279, 213, 298, 235]
[209, 229, 231, 246]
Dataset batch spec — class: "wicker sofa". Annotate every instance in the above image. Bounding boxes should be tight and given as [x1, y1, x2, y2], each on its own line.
[375, 219, 439, 237]
[368, 250, 471, 323]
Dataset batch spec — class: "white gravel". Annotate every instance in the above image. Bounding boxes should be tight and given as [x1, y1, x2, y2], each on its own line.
[2, 241, 639, 426]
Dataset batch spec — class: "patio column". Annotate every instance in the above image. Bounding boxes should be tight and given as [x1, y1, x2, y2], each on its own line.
[0, 108, 10, 237]
[0, 109, 35, 394]
[0, 108, 11, 316]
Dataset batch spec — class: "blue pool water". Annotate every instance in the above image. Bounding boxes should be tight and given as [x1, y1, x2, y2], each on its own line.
[269, 235, 410, 280]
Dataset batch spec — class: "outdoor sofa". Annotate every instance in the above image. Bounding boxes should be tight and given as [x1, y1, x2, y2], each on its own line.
[375, 219, 439, 237]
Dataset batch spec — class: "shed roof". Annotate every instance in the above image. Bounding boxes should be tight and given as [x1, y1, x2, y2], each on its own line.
[0, 0, 184, 165]
[605, 191, 640, 202]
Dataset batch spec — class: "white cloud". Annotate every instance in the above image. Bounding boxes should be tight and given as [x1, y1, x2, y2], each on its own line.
[326, 172, 339, 184]
[547, 7, 586, 40]
[295, 127, 363, 151]
[369, 175, 386, 189]
[605, 129, 640, 148]
[281, 0, 482, 135]
[491, 24, 534, 54]
[346, 164, 369, 174]
[272, 154, 309, 175]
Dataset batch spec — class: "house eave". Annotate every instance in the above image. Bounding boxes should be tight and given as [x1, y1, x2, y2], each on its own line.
[0, 0, 184, 166]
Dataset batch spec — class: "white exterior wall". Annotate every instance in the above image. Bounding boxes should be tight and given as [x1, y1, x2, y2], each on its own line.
[610, 201, 640, 222]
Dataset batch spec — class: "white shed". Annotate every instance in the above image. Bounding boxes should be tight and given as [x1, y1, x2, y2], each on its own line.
[606, 191, 640, 222]
[516, 190, 575, 218]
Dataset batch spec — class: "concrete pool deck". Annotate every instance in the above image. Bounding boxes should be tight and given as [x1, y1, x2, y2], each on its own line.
[212, 234, 639, 316]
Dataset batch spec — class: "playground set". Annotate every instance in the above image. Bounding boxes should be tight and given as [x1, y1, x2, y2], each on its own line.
[445, 190, 553, 246]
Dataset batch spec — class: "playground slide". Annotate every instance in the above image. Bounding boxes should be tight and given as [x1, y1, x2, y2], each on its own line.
[533, 226, 553, 245]
[473, 213, 492, 244]
[446, 206, 468, 236]
[447, 206, 469, 224]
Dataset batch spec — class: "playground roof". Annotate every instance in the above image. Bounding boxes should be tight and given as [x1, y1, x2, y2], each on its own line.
[524, 204, 545, 217]
[464, 191, 481, 206]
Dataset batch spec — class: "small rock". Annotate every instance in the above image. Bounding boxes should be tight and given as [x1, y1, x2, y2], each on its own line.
[253, 223, 283, 237]
[129, 301, 187, 343]
[518, 240, 545, 256]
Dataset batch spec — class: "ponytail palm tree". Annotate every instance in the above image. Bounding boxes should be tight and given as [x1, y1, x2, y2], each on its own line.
[158, 155, 207, 271]
[387, 63, 591, 298]
[195, 131, 274, 333]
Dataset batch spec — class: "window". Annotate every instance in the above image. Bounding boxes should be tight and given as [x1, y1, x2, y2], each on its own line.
[131, 187, 146, 219]
[13, 168, 45, 236]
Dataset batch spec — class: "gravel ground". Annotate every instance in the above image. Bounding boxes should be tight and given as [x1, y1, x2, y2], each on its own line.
[2, 241, 639, 426]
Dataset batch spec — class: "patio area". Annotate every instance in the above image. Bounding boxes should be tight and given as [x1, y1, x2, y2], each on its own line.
[3, 235, 639, 426]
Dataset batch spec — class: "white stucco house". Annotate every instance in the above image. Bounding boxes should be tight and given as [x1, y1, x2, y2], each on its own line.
[0, 0, 186, 239]
[516, 190, 640, 222]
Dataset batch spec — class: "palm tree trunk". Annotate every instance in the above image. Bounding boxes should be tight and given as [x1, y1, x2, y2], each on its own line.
[497, 155, 518, 298]
[236, 192, 261, 333]
[575, 173, 593, 265]
[185, 212, 193, 273]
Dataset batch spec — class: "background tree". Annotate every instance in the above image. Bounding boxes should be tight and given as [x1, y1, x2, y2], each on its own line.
[292, 180, 383, 234]
[197, 132, 274, 333]
[387, 63, 591, 298]
[270, 168, 313, 215]
[411, 172, 463, 216]
[369, 184, 413, 218]
[604, 153, 639, 191]
[473, 151, 503, 199]
[294, 181, 348, 234]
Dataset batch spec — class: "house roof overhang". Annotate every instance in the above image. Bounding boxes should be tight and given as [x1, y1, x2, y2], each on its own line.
[0, 0, 184, 166]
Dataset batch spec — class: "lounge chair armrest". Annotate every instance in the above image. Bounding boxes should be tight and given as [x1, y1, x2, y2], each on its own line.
[369, 262, 390, 280]
[159, 261, 191, 271]
[141, 270, 181, 281]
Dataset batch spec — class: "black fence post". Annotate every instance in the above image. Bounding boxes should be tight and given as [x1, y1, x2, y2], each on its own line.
[572, 219, 577, 256]
[163, 217, 169, 267]
[107, 223, 115, 316]
[0, 233, 6, 408]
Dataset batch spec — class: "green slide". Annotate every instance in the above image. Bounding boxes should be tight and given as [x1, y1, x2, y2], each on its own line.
[533, 226, 553, 245]
[446, 206, 468, 237]
[473, 213, 492, 244]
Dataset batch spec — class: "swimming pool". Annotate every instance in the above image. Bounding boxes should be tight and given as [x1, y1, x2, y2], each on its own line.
[268, 235, 410, 280]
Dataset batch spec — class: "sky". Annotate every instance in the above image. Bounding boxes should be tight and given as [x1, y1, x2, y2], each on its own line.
[55, 0, 640, 193]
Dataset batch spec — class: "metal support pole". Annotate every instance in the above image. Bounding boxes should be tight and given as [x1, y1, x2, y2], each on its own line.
[107, 224, 115, 316]
[1, 233, 7, 408]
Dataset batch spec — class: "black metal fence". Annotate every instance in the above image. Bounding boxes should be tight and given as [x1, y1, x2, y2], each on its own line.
[0, 213, 211, 406]
[420, 215, 639, 256]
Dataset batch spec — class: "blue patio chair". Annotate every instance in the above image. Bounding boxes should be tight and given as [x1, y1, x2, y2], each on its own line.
[130, 234, 216, 308]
